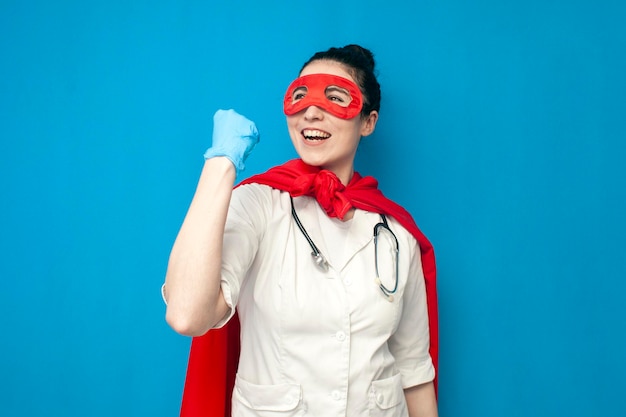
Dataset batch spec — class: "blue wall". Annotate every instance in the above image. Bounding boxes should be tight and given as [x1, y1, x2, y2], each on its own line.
[1, 1, 624, 416]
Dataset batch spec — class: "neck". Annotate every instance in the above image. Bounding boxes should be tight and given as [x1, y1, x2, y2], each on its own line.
[321, 165, 354, 186]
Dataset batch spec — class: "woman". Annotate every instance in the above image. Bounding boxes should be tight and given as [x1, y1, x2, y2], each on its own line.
[164, 45, 439, 417]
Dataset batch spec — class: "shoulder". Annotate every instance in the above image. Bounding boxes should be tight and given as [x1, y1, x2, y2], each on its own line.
[231, 183, 292, 218]
[233, 182, 273, 200]
[233, 182, 292, 202]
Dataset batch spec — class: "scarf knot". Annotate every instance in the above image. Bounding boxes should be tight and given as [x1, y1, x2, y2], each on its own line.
[291, 169, 353, 219]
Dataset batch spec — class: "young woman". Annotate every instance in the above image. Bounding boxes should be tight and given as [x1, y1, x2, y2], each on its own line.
[164, 44, 439, 417]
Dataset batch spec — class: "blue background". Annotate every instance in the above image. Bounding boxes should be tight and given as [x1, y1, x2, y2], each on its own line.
[1, 1, 625, 416]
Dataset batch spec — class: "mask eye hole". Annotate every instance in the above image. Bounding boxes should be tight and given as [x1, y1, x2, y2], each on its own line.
[325, 85, 352, 107]
[291, 86, 308, 103]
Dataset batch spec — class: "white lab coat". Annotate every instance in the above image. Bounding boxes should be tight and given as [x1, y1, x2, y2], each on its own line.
[217, 183, 434, 417]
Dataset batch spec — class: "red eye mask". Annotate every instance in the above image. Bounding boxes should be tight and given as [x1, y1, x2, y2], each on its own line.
[283, 73, 363, 119]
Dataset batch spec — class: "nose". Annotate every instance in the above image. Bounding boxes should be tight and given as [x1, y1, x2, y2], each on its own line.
[303, 105, 324, 121]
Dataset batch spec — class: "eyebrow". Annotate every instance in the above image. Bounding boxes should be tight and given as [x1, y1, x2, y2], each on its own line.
[326, 86, 350, 95]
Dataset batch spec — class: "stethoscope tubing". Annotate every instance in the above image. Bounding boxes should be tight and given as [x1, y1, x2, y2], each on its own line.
[290, 196, 399, 300]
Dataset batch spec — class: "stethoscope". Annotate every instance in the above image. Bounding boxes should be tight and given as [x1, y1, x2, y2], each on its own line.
[290, 196, 399, 301]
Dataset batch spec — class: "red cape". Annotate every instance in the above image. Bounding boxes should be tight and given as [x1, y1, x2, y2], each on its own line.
[179, 159, 438, 416]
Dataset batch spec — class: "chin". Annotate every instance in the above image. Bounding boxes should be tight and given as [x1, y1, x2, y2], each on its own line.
[297, 152, 328, 168]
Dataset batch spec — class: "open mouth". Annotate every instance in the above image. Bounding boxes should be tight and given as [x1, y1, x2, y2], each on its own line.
[302, 128, 331, 141]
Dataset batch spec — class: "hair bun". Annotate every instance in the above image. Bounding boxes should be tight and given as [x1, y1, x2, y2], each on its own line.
[343, 44, 376, 72]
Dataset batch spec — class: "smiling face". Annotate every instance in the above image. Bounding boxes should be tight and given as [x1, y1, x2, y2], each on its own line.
[285, 60, 378, 185]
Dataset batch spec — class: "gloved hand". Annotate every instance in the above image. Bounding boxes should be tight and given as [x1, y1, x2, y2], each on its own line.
[203, 109, 260, 174]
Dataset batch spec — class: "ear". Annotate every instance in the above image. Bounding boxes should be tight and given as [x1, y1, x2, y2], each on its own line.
[360, 110, 379, 137]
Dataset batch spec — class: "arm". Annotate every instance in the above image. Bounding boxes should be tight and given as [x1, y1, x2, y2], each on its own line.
[164, 157, 236, 336]
[389, 227, 438, 416]
[164, 109, 259, 336]
[405, 381, 438, 417]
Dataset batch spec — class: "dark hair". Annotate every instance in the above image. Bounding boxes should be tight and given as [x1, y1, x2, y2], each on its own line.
[300, 44, 381, 117]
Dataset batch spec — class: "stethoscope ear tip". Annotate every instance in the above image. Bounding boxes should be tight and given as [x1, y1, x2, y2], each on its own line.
[374, 279, 395, 302]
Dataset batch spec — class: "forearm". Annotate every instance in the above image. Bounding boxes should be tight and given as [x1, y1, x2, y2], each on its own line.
[405, 381, 438, 417]
[164, 157, 236, 336]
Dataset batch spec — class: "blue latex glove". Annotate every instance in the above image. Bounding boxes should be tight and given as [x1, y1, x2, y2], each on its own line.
[203, 109, 260, 174]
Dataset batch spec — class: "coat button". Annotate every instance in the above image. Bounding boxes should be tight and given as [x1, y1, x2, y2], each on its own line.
[331, 390, 341, 400]
[336, 331, 346, 341]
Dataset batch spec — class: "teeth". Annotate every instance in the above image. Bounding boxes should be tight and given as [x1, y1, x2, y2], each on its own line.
[302, 129, 331, 139]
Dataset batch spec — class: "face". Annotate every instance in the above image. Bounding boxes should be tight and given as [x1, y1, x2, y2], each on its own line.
[285, 60, 378, 184]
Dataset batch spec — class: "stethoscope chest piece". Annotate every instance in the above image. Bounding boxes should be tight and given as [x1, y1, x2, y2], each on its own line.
[312, 251, 329, 271]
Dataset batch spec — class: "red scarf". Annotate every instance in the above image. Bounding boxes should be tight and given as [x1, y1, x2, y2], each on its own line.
[179, 159, 438, 416]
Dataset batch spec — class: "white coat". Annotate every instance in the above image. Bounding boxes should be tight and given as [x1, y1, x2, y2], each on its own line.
[217, 183, 434, 417]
